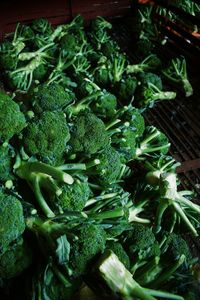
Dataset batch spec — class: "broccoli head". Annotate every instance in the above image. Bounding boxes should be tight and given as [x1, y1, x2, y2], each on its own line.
[0, 237, 32, 279]
[114, 76, 138, 103]
[32, 82, 72, 113]
[138, 72, 163, 90]
[54, 176, 91, 213]
[89, 145, 123, 186]
[69, 111, 110, 155]
[69, 224, 107, 277]
[0, 91, 26, 142]
[91, 92, 117, 119]
[23, 111, 70, 165]
[164, 233, 193, 265]
[106, 241, 130, 270]
[0, 189, 25, 254]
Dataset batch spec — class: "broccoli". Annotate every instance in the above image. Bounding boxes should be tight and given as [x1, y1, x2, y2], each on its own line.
[0, 189, 25, 254]
[134, 39, 155, 59]
[88, 250, 184, 300]
[32, 63, 48, 82]
[135, 82, 176, 108]
[93, 63, 111, 87]
[0, 41, 18, 70]
[69, 224, 107, 277]
[113, 76, 138, 103]
[138, 72, 163, 90]
[91, 92, 117, 119]
[122, 224, 160, 274]
[91, 16, 112, 32]
[162, 56, 193, 97]
[86, 145, 123, 186]
[0, 237, 32, 279]
[127, 54, 161, 74]
[31, 82, 72, 113]
[15, 160, 74, 217]
[32, 18, 53, 35]
[69, 111, 110, 155]
[145, 155, 180, 186]
[67, 78, 116, 118]
[7, 43, 54, 91]
[60, 33, 79, 59]
[53, 175, 91, 213]
[0, 144, 15, 182]
[163, 233, 193, 265]
[106, 241, 130, 269]
[84, 186, 150, 225]
[23, 111, 70, 165]
[154, 173, 200, 236]
[0, 91, 26, 142]
[100, 40, 120, 58]
[134, 126, 170, 159]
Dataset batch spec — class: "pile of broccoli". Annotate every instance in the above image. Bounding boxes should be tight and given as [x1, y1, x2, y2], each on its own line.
[0, 11, 198, 300]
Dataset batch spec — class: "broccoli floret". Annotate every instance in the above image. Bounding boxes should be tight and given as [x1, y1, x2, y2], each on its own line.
[109, 105, 145, 162]
[0, 189, 25, 254]
[93, 64, 111, 87]
[91, 17, 112, 32]
[0, 144, 15, 182]
[101, 40, 120, 58]
[164, 233, 193, 265]
[69, 111, 110, 155]
[122, 224, 160, 273]
[69, 224, 107, 277]
[32, 82, 72, 113]
[54, 176, 91, 213]
[87, 145, 123, 186]
[138, 72, 163, 90]
[23, 111, 70, 165]
[114, 76, 138, 103]
[0, 91, 26, 142]
[0, 237, 32, 279]
[134, 39, 155, 59]
[106, 241, 130, 269]
[91, 92, 117, 119]
[60, 33, 79, 58]
[33, 63, 48, 82]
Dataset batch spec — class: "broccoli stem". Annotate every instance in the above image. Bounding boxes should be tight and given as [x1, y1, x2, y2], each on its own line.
[182, 78, 193, 97]
[149, 91, 176, 102]
[57, 163, 86, 171]
[150, 255, 185, 289]
[31, 175, 55, 218]
[172, 201, 198, 237]
[16, 161, 74, 184]
[155, 199, 169, 233]
[145, 289, 184, 300]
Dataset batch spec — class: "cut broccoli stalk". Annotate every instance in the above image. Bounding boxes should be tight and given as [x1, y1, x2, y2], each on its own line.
[145, 155, 180, 186]
[127, 54, 161, 74]
[88, 250, 184, 300]
[155, 173, 200, 236]
[135, 126, 170, 159]
[15, 161, 74, 218]
[162, 57, 193, 97]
